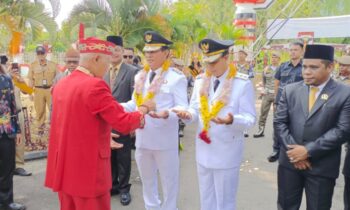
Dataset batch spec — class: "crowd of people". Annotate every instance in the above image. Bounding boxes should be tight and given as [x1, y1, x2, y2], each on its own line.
[0, 26, 350, 210]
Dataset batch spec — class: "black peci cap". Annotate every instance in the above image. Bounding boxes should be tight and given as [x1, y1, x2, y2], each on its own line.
[304, 44, 334, 62]
[106, 36, 123, 47]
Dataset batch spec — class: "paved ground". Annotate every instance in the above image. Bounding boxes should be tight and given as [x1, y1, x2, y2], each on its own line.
[14, 104, 346, 210]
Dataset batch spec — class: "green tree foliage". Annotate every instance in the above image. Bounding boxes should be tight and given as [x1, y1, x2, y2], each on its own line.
[162, 0, 243, 58]
[63, 0, 169, 49]
[0, 0, 57, 40]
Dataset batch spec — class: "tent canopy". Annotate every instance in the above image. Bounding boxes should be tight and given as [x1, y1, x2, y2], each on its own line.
[267, 15, 350, 40]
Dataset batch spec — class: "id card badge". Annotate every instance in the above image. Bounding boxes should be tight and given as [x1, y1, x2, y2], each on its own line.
[42, 79, 48, 86]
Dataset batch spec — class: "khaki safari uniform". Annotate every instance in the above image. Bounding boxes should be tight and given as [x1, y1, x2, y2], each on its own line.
[28, 60, 58, 127]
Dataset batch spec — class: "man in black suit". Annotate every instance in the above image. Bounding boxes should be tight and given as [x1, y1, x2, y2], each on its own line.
[104, 36, 139, 206]
[274, 44, 350, 210]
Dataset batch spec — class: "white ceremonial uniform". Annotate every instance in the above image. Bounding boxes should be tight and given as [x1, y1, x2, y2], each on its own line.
[186, 70, 256, 210]
[123, 67, 188, 210]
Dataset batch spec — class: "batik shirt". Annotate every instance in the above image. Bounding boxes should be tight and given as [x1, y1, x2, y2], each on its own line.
[0, 73, 20, 138]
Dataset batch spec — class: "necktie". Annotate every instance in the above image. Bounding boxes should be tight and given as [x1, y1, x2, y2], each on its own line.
[308, 86, 319, 111]
[213, 79, 220, 92]
[149, 71, 156, 83]
[110, 68, 117, 87]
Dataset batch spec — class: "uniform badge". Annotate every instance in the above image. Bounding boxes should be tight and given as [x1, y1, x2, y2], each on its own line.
[145, 34, 152, 43]
[200, 43, 210, 53]
[235, 72, 249, 80]
[321, 94, 328, 100]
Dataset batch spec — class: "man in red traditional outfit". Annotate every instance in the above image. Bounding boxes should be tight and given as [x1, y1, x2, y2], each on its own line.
[44, 26, 154, 210]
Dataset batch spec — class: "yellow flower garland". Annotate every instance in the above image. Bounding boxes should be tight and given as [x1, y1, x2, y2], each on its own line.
[199, 63, 237, 133]
[134, 60, 171, 107]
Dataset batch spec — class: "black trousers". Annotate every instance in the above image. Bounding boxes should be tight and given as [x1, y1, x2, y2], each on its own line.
[272, 104, 280, 152]
[0, 134, 15, 205]
[344, 176, 350, 210]
[278, 165, 335, 210]
[111, 135, 132, 193]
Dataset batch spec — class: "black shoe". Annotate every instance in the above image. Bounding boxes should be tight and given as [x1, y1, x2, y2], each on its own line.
[179, 130, 184, 138]
[244, 131, 249, 138]
[110, 188, 120, 196]
[14, 168, 32, 177]
[4, 203, 26, 210]
[267, 151, 279, 162]
[120, 192, 131, 206]
[253, 127, 265, 138]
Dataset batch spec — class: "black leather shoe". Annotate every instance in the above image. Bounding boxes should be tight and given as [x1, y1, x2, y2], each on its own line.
[120, 192, 131, 206]
[5, 203, 26, 210]
[14, 168, 32, 177]
[179, 130, 184, 138]
[267, 151, 279, 162]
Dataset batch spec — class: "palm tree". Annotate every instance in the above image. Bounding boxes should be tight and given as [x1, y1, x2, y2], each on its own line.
[0, 0, 58, 41]
[64, 0, 170, 49]
[34, 0, 61, 18]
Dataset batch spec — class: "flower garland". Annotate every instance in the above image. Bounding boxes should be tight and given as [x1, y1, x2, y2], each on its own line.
[134, 60, 171, 107]
[199, 63, 237, 144]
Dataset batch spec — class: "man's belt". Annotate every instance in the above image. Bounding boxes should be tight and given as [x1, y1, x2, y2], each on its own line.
[35, 86, 51, 89]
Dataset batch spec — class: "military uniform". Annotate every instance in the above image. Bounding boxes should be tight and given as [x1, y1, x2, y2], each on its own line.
[28, 58, 58, 127]
[254, 63, 279, 138]
[236, 62, 254, 78]
[186, 39, 256, 210]
[122, 31, 188, 210]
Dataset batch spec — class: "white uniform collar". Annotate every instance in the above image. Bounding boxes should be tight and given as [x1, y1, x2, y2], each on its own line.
[211, 68, 229, 84]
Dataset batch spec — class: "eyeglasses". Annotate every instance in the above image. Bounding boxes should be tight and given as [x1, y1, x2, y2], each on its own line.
[37, 52, 45, 55]
[123, 55, 133, 59]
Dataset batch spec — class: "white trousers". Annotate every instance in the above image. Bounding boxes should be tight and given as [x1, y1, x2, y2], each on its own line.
[135, 148, 179, 210]
[197, 163, 240, 210]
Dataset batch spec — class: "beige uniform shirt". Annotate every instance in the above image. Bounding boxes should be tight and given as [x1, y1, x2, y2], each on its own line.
[28, 60, 58, 87]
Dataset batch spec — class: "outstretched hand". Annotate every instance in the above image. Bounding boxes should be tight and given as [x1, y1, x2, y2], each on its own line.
[148, 110, 169, 119]
[172, 109, 192, 120]
[211, 113, 233, 125]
